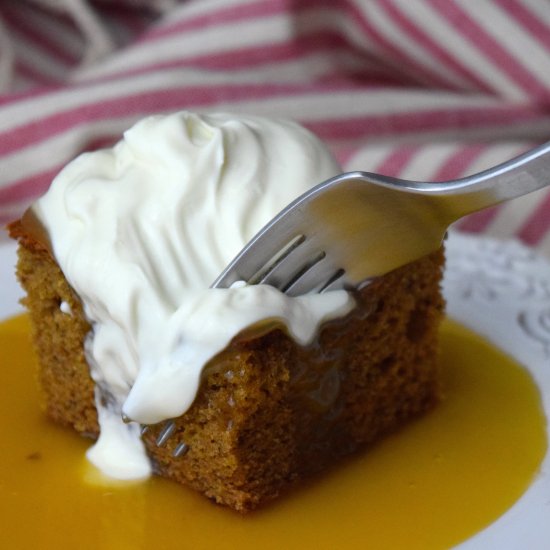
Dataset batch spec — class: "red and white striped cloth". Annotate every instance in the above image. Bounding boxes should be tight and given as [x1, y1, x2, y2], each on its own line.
[1, 0, 550, 255]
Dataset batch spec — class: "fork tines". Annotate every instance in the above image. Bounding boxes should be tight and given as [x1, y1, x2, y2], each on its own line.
[247, 234, 346, 295]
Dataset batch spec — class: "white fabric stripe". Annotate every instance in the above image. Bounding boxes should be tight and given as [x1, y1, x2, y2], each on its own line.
[461, 142, 544, 239]
[353, 0, 471, 89]
[344, 143, 397, 171]
[395, 0, 526, 100]
[459, 1, 550, 88]
[397, 143, 458, 180]
[160, 0, 264, 24]
[485, 186, 550, 239]
[203, 87, 502, 121]
[460, 143, 529, 174]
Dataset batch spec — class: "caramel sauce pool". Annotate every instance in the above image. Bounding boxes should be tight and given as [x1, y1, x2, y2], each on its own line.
[0, 315, 546, 549]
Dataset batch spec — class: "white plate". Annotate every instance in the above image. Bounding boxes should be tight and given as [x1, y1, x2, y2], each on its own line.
[1, 232, 549, 549]
[0, 239, 24, 318]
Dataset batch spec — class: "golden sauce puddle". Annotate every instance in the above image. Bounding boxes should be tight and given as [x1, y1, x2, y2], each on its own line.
[0, 315, 546, 549]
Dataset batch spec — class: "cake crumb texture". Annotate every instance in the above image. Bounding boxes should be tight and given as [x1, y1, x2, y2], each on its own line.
[10, 220, 445, 512]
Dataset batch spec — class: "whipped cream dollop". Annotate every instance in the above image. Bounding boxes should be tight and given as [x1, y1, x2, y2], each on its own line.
[32, 111, 354, 479]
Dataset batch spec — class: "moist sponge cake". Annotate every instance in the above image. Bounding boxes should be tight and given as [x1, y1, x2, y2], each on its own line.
[9, 219, 444, 512]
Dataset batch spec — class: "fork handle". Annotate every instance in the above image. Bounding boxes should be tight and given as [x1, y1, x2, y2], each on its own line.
[441, 140, 550, 216]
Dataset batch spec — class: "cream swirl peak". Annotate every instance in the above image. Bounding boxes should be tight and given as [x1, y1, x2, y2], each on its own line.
[32, 112, 354, 479]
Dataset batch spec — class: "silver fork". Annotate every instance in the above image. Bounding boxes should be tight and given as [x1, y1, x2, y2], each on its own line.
[212, 141, 550, 296]
[149, 140, 550, 454]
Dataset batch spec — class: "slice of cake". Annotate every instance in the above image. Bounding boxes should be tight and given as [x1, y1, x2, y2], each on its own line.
[9, 111, 445, 511]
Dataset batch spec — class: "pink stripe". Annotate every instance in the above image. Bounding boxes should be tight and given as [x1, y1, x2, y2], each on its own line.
[1, 89, 545, 159]
[457, 207, 502, 233]
[0, 85, 291, 156]
[0, 81, 405, 156]
[429, 0, 550, 99]
[517, 190, 550, 245]
[375, 146, 420, 176]
[2, 3, 78, 66]
[0, 167, 62, 204]
[0, 80, 64, 107]
[0, 90, 540, 158]
[494, 0, 550, 51]
[431, 144, 487, 180]
[378, 0, 494, 94]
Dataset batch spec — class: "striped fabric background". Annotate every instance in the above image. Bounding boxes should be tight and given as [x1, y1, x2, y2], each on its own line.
[1, 0, 549, 255]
